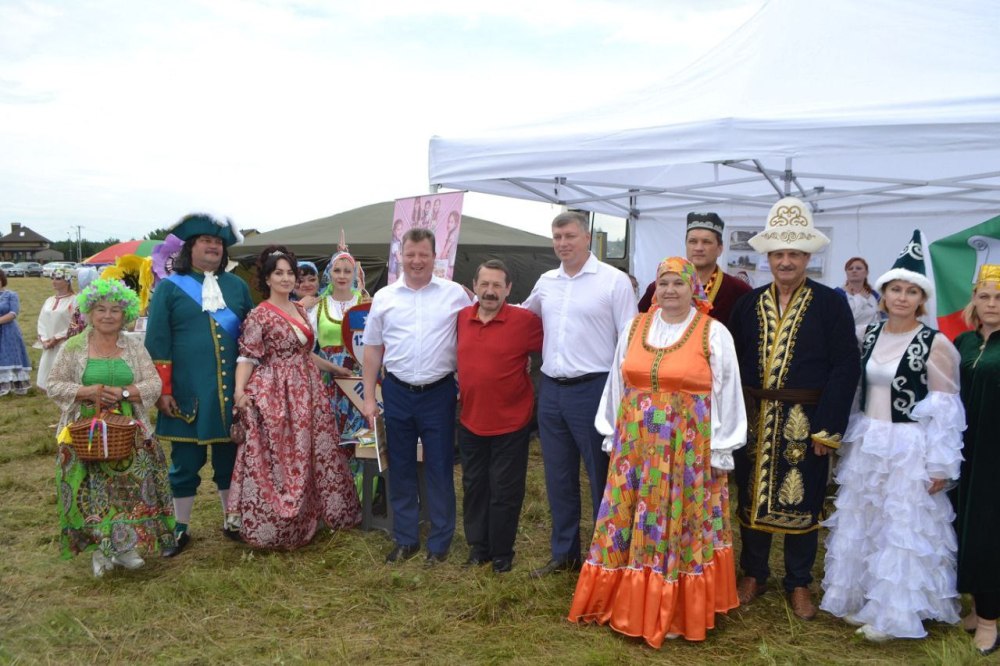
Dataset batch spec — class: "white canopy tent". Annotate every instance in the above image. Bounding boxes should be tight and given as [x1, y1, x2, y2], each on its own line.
[429, 0, 1000, 293]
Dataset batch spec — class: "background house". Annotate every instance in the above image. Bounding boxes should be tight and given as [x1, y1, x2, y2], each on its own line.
[0, 223, 55, 261]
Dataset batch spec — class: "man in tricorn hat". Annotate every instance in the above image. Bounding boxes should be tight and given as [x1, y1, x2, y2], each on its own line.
[728, 197, 860, 620]
[145, 212, 254, 556]
[638, 212, 751, 328]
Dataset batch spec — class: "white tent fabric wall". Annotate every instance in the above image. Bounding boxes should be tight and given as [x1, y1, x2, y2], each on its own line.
[429, 0, 1000, 311]
[629, 208, 976, 319]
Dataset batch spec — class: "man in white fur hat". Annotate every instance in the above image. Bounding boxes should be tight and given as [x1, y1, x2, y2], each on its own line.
[728, 197, 860, 620]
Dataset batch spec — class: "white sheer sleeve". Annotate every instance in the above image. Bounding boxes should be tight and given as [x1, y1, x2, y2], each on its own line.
[909, 333, 965, 481]
[307, 301, 319, 334]
[708, 320, 747, 470]
[595, 315, 637, 451]
[925, 332, 961, 395]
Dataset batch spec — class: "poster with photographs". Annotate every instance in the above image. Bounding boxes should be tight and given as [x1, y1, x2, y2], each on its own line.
[389, 192, 465, 283]
[724, 227, 833, 287]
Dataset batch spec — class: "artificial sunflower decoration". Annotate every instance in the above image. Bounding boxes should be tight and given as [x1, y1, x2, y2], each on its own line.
[100, 254, 155, 314]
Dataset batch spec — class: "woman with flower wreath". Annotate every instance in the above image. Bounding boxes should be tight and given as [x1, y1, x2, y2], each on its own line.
[308, 238, 370, 444]
[47, 278, 175, 577]
[568, 256, 746, 646]
[36, 267, 76, 392]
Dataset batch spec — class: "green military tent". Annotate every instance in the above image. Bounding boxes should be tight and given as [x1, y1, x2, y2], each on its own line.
[231, 201, 558, 302]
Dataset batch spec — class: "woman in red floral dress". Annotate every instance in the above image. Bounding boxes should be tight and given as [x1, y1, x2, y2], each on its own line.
[228, 246, 361, 549]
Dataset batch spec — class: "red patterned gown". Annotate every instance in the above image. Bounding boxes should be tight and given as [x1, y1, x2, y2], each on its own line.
[228, 302, 361, 549]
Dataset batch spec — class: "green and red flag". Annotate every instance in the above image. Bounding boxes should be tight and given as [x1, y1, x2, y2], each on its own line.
[929, 214, 1000, 339]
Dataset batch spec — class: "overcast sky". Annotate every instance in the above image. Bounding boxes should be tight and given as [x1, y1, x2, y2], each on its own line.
[0, 0, 763, 243]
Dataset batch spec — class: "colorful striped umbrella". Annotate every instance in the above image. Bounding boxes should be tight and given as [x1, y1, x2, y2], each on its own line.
[83, 239, 163, 265]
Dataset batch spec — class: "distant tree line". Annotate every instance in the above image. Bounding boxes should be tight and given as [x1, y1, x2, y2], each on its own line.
[51, 238, 120, 262]
[50, 228, 167, 262]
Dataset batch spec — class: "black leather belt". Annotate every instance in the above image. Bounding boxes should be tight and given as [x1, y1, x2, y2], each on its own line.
[545, 372, 606, 387]
[386, 372, 453, 393]
[743, 387, 822, 405]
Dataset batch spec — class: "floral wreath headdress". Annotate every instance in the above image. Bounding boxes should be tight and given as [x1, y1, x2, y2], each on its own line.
[77, 278, 142, 323]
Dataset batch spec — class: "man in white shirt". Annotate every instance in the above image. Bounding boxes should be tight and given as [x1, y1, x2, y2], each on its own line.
[522, 211, 638, 577]
[362, 228, 472, 565]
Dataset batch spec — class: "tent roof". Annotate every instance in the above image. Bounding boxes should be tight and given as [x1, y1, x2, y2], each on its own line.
[429, 0, 1000, 219]
[232, 201, 551, 258]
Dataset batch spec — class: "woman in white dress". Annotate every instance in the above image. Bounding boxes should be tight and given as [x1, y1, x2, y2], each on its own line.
[834, 257, 880, 333]
[36, 267, 76, 391]
[821, 255, 963, 641]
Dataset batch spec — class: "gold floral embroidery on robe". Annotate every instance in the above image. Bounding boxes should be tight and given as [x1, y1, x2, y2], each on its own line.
[782, 405, 810, 466]
[778, 468, 805, 506]
[743, 284, 817, 531]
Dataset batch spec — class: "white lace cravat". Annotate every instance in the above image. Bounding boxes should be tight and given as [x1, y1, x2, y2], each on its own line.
[201, 271, 226, 312]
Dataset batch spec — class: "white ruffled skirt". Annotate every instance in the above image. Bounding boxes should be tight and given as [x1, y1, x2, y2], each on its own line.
[820, 392, 963, 638]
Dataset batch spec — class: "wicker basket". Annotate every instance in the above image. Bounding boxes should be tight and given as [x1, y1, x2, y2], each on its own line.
[68, 411, 139, 462]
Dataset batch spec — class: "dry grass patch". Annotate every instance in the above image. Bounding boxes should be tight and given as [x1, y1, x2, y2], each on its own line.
[0, 277, 991, 664]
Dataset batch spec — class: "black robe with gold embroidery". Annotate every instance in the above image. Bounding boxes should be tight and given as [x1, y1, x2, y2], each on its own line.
[729, 278, 860, 534]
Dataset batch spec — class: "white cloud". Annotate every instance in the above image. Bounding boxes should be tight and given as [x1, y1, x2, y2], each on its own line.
[0, 0, 763, 241]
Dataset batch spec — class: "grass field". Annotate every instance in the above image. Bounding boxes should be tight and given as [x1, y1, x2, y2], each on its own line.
[0, 276, 992, 664]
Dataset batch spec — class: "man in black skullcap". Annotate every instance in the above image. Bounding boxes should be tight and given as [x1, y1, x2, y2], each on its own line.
[637, 212, 751, 328]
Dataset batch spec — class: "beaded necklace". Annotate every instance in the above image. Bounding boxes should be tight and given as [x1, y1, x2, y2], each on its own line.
[318, 292, 357, 324]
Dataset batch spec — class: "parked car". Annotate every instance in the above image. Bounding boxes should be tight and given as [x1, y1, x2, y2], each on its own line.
[0, 261, 14, 274]
[42, 261, 78, 277]
[10, 262, 44, 277]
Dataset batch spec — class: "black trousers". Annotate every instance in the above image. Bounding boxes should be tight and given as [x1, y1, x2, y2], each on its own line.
[458, 423, 531, 561]
[739, 524, 819, 593]
[975, 592, 1000, 621]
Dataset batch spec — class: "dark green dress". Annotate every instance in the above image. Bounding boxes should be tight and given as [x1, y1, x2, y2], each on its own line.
[55, 358, 175, 559]
[954, 329, 1000, 595]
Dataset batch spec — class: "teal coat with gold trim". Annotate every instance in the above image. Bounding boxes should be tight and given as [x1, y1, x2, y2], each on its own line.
[144, 271, 253, 445]
[729, 278, 860, 534]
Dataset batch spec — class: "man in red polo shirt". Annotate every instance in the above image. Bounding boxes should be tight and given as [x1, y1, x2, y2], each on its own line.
[456, 259, 543, 573]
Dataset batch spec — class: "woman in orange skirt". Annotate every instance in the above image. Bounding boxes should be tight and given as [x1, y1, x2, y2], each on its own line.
[568, 256, 747, 646]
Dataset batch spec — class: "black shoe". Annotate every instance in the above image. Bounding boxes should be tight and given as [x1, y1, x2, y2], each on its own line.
[529, 557, 582, 579]
[221, 527, 243, 543]
[425, 551, 448, 567]
[463, 553, 491, 568]
[492, 558, 512, 573]
[979, 634, 1000, 657]
[161, 532, 190, 558]
[385, 544, 420, 563]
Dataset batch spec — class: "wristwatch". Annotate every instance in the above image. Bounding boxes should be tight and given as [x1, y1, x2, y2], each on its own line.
[121, 389, 130, 400]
